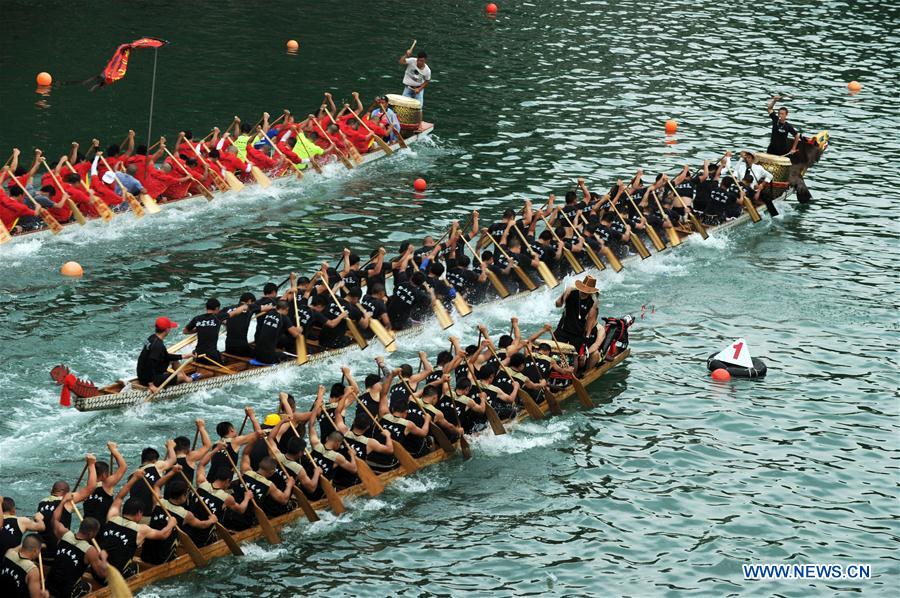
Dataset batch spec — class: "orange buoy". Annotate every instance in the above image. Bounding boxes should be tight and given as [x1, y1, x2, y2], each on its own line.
[61, 261, 84, 278]
[36, 72, 52, 86]
[286, 40, 299, 51]
[486, 3, 498, 14]
[665, 119, 678, 134]
[413, 178, 427, 192]
[847, 80, 861, 92]
[711, 368, 731, 382]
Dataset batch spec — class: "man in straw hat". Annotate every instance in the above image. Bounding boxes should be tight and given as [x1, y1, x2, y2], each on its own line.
[554, 275, 600, 351]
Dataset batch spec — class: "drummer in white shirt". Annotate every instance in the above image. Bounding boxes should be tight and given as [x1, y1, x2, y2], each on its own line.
[721, 151, 773, 187]
[399, 50, 431, 107]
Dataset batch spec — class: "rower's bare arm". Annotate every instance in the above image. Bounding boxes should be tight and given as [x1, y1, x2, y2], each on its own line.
[141, 517, 176, 542]
[72, 454, 98, 503]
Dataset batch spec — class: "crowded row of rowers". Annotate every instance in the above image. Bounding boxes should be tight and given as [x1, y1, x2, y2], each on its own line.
[2, 310, 626, 597]
[136, 167, 694, 390]
[0, 92, 403, 233]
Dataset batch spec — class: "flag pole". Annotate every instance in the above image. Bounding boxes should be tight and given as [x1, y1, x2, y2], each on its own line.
[144, 46, 159, 176]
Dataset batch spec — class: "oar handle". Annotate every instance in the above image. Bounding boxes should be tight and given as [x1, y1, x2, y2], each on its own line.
[649, 189, 672, 222]
[667, 180, 690, 210]
[539, 213, 566, 245]
[354, 392, 389, 435]
[511, 223, 539, 257]
[319, 397, 362, 455]
[559, 211, 586, 242]
[138, 475, 181, 528]
[483, 230, 512, 261]
[60, 157, 91, 194]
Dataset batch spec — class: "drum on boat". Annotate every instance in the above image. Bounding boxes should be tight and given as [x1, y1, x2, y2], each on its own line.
[386, 94, 422, 133]
[752, 152, 792, 185]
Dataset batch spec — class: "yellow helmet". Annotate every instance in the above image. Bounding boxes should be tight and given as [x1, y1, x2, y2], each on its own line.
[263, 414, 281, 427]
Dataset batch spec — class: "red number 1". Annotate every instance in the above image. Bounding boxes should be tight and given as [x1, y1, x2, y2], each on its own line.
[732, 342, 743, 359]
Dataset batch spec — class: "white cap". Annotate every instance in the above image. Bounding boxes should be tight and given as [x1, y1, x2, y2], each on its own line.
[101, 171, 116, 185]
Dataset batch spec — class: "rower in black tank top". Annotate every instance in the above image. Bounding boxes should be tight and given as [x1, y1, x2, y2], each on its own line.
[0, 547, 36, 598]
[46, 530, 93, 598]
[209, 442, 239, 479]
[35, 495, 68, 560]
[140, 500, 187, 565]
[83, 485, 114, 524]
[98, 515, 140, 575]
[0, 518, 23, 555]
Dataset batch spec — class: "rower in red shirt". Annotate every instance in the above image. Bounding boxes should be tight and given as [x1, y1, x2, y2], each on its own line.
[147, 162, 191, 200]
[38, 185, 73, 223]
[0, 182, 36, 231]
[5, 148, 41, 192]
[90, 173, 125, 207]
[60, 174, 99, 218]
[246, 141, 280, 172]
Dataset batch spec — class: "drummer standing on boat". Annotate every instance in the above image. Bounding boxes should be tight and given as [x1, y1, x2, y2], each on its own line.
[766, 95, 799, 156]
[399, 50, 431, 106]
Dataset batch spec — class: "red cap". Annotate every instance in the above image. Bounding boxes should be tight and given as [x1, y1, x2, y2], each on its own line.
[155, 316, 178, 330]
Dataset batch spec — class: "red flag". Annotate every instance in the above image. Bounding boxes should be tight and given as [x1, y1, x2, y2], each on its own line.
[99, 37, 167, 86]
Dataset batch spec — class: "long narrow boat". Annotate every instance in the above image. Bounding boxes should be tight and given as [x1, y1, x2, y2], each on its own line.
[7, 122, 435, 243]
[59, 133, 828, 411]
[82, 347, 630, 597]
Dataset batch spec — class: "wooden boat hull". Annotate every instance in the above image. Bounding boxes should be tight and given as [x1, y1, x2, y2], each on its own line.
[8, 123, 434, 243]
[73, 190, 782, 412]
[83, 348, 630, 597]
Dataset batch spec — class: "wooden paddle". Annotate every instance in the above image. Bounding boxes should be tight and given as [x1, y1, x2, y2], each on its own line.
[41, 158, 86, 225]
[221, 450, 281, 544]
[666, 179, 708, 239]
[623, 188, 665, 251]
[289, 274, 310, 365]
[309, 117, 354, 170]
[558, 210, 606, 271]
[422, 282, 454, 330]
[443, 385, 472, 459]
[510, 224, 559, 288]
[522, 343, 562, 415]
[257, 130, 304, 180]
[289, 125, 324, 175]
[151, 357, 194, 396]
[728, 168, 762, 223]
[138, 476, 208, 568]
[399, 376, 456, 455]
[38, 552, 46, 594]
[70, 502, 133, 597]
[460, 235, 509, 298]
[319, 401, 385, 497]
[303, 449, 346, 515]
[61, 157, 114, 222]
[177, 471, 243, 556]
[539, 213, 584, 274]
[317, 274, 368, 350]
[9, 176, 63, 234]
[97, 155, 145, 218]
[344, 105, 393, 155]
[606, 197, 650, 259]
[185, 142, 234, 192]
[408, 39, 417, 54]
[483, 230, 537, 291]
[649, 189, 682, 247]
[161, 147, 216, 201]
[482, 339, 544, 420]
[354, 396, 420, 473]
[0, 217, 11, 244]
[460, 351, 507, 435]
[548, 328, 592, 408]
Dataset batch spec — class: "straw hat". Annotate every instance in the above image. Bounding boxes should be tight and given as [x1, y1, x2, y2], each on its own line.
[574, 275, 599, 294]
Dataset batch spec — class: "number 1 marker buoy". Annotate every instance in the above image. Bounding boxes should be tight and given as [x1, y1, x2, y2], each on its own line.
[706, 338, 767, 379]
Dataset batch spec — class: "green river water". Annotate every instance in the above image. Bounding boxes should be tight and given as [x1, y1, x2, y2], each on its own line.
[1, 0, 898, 596]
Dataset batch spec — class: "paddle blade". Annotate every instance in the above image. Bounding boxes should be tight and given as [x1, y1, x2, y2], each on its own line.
[66, 198, 87, 225]
[601, 246, 623, 272]
[125, 193, 145, 218]
[374, 136, 394, 155]
[484, 402, 507, 435]
[485, 270, 510, 298]
[92, 195, 114, 222]
[459, 436, 473, 460]
[518, 389, 545, 420]
[572, 378, 593, 408]
[223, 171, 245, 192]
[689, 212, 708, 239]
[543, 390, 563, 416]
[139, 193, 161, 214]
[630, 234, 651, 259]
[536, 261, 559, 288]
[215, 522, 244, 556]
[645, 225, 666, 251]
[295, 334, 309, 365]
[452, 294, 473, 317]
[355, 459, 386, 497]
[513, 266, 537, 291]
[392, 442, 420, 474]
[106, 565, 134, 598]
[0, 221, 13, 244]
[253, 503, 281, 544]
[665, 226, 682, 247]
[320, 476, 346, 515]
[347, 320, 368, 350]
[563, 248, 584, 274]
[292, 487, 320, 522]
[433, 300, 454, 330]
[431, 425, 456, 455]
[583, 245, 606, 271]
[250, 166, 272, 188]
[369, 319, 396, 352]
[176, 527, 209, 567]
[39, 208, 63, 234]
[743, 197, 762, 222]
